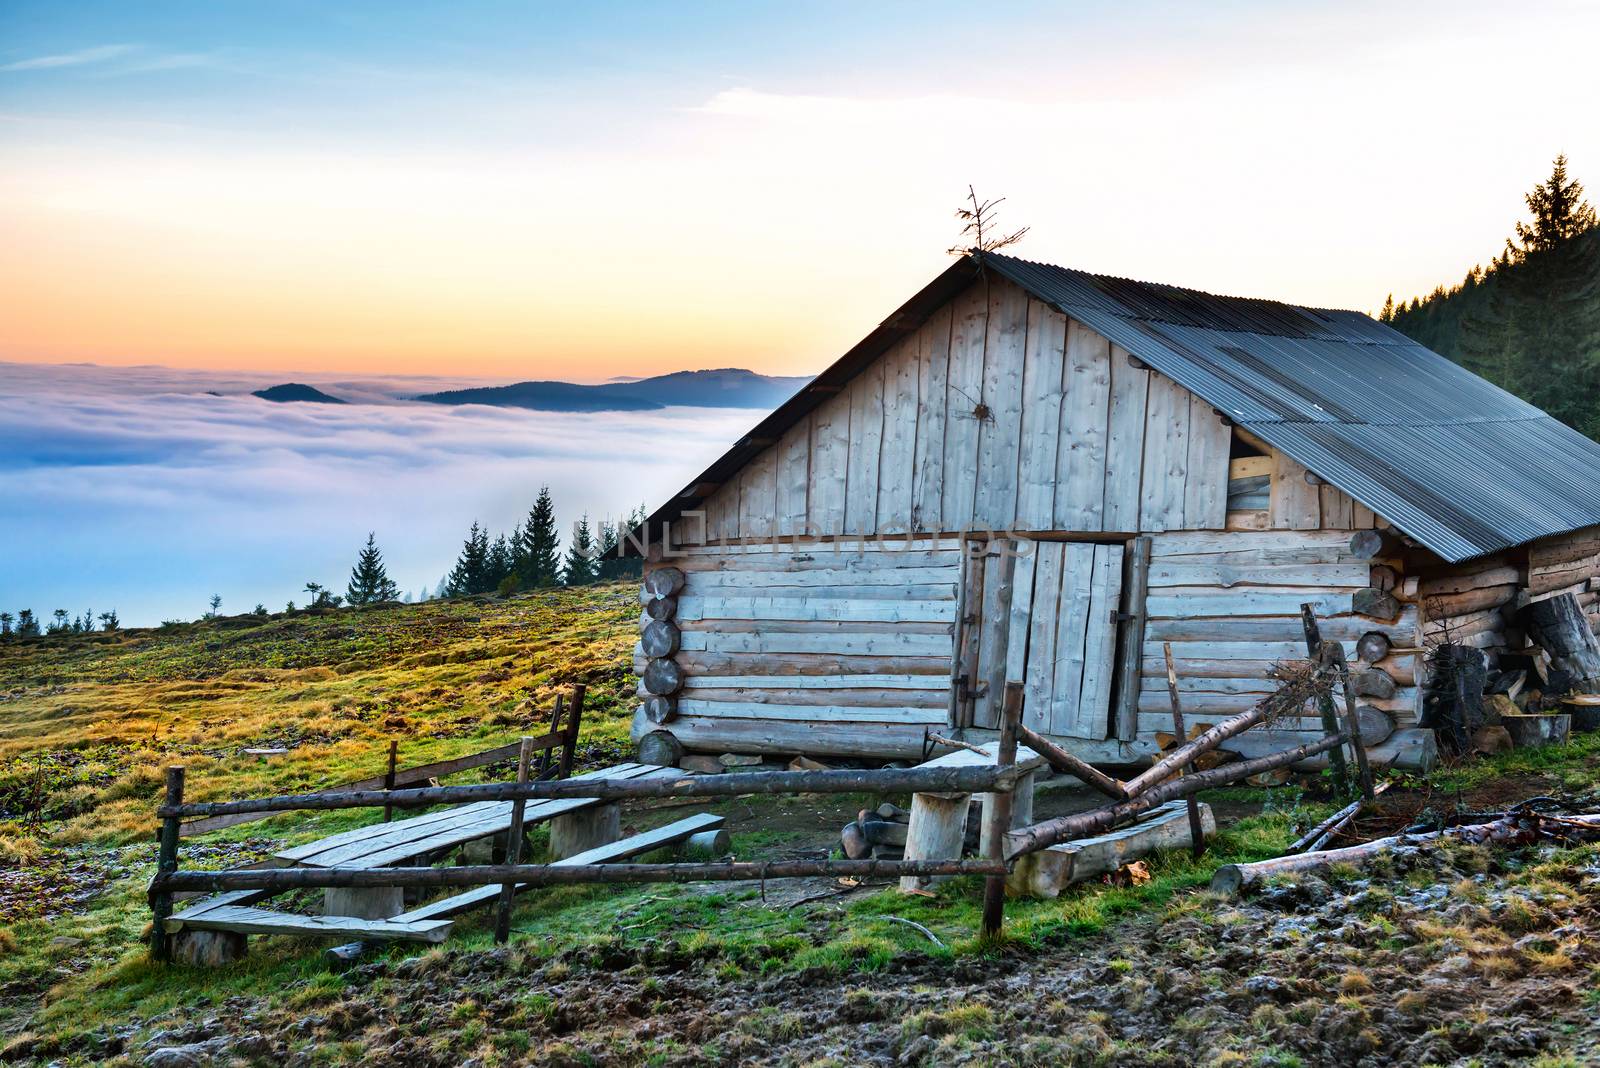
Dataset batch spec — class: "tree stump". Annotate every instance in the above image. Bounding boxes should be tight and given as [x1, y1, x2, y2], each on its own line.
[1519, 593, 1600, 694]
[173, 929, 248, 967]
[549, 803, 621, 859]
[899, 792, 970, 892]
[324, 886, 405, 920]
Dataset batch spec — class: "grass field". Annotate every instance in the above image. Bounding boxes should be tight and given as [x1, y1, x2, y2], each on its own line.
[8, 589, 1599, 1063]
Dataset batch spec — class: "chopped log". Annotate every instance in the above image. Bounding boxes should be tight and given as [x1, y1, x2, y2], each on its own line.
[1519, 593, 1600, 694]
[1370, 564, 1399, 592]
[840, 821, 870, 859]
[1500, 713, 1571, 749]
[1421, 584, 1518, 617]
[1352, 587, 1401, 621]
[681, 827, 731, 859]
[1009, 801, 1214, 899]
[861, 819, 909, 847]
[643, 567, 686, 598]
[636, 730, 685, 767]
[1353, 705, 1395, 746]
[876, 802, 908, 821]
[1210, 811, 1600, 896]
[644, 597, 677, 622]
[641, 695, 677, 725]
[1351, 669, 1397, 699]
[1017, 725, 1128, 800]
[642, 658, 685, 696]
[1356, 632, 1392, 664]
[1349, 530, 1400, 560]
[899, 793, 970, 892]
[1005, 734, 1346, 859]
[640, 619, 681, 658]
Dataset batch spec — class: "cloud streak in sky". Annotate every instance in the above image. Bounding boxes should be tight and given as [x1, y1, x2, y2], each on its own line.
[0, 361, 756, 625]
[0, 44, 136, 72]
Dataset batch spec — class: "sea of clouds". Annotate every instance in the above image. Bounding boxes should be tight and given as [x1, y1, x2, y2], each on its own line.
[0, 361, 763, 626]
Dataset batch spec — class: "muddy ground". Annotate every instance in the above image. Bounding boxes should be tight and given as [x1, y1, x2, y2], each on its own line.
[11, 772, 1600, 1067]
[26, 835, 1598, 1067]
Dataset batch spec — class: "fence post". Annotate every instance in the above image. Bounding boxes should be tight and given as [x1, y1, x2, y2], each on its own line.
[382, 739, 398, 823]
[559, 684, 586, 779]
[494, 737, 536, 943]
[1300, 604, 1350, 795]
[1328, 644, 1376, 799]
[151, 765, 185, 962]
[1163, 643, 1207, 859]
[980, 682, 1022, 939]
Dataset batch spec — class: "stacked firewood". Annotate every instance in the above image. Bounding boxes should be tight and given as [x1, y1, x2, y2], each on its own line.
[840, 801, 979, 861]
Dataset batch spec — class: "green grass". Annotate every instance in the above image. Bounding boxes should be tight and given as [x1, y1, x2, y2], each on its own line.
[0, 586, 1396, 1056]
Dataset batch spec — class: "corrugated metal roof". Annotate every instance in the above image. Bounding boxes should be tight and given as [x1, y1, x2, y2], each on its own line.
[630, 252, 1600, 562]
[980, 252, 1600, 562]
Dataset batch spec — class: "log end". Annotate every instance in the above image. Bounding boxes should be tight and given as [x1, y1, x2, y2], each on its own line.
[1209, 864, 1246, 897]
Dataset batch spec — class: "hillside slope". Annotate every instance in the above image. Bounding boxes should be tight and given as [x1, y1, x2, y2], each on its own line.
[415, 368, 810, 412]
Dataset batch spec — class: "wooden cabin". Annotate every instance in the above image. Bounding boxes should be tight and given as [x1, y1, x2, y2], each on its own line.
[627, 252, 1600, 772]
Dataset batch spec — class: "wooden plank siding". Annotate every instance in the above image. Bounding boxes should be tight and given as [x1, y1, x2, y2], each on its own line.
[681, 276, 1234, 546]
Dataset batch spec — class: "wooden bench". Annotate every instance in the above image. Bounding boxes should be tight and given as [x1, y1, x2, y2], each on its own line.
[899, 741, 1044, 892]
[272, 762, 674, 918]
[166, 762, 683, 958]
[396, 811, 727, 923]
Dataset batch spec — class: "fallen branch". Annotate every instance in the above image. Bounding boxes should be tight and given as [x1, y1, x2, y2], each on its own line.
[1289, 781, 1392, 854]
[926, 732, 991, 758]
[1212, 810, 1600, 896]
[1005, 734, 1346, 859]
[1017, 725, 1128, 800]
[1121, 664, 1327, 797]
[882, 916, 946, 949]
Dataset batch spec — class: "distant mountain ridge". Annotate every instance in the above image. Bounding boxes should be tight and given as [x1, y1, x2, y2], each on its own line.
[415, 368, 811, 412]
[252, 383, 347, 404]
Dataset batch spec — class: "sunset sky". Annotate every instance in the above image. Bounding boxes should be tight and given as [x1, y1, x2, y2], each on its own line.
[5, 1, 1599, 380]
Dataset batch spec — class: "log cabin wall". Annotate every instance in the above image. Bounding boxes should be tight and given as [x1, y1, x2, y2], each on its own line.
[634, 274, 1445, 766]
[634, 538, 962, 760]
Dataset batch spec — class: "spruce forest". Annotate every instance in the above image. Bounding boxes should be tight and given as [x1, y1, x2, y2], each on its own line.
[1381, 155, 1600, 438]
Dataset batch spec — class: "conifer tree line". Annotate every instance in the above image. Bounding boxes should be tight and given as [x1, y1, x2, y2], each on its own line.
[438, 486, 646, 597]
[0, 608, 117, 639]
[1381, 154, 1600, 438]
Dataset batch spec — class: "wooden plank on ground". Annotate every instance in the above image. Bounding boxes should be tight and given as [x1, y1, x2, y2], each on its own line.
[168, 906, 452, 943]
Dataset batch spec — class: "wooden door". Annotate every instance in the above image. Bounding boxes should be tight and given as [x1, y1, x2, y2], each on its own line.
[964, 538, 1125, 739]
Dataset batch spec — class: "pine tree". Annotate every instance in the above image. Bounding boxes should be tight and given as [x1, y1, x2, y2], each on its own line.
[562, 514, 600, 586]
[16, 610, 39, 637]
[48, 609, 69, 634]
[99, 610, 120, 631]
[0, 612, 12, 638]
[347, 532, 400, 605]
[206, 594, 222, 619]
[514, 487, 561, 588]
[486, 534, 514, 593]
[445, 521, 492, 596]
